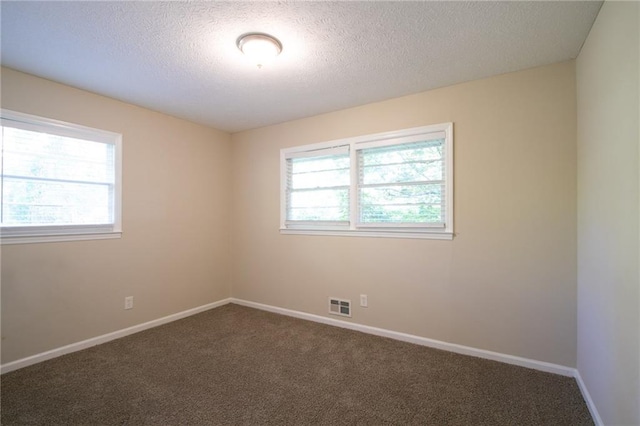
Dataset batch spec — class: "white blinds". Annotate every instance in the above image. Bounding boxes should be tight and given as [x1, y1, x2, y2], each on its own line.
[1, 121, 116, 226]
[285, 147, 350, 224]
[280, 123, 453, 238]
[357, 138, 445, 227]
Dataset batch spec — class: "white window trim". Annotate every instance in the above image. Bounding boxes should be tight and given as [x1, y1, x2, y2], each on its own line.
[1, 109, 123, 245]
[280, 123, 454, 240]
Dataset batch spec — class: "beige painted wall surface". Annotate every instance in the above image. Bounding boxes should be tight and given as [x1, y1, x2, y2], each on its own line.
[231, 61, 578, 367]
[576, 1, 640, 424]
[1, 68, 232, 363]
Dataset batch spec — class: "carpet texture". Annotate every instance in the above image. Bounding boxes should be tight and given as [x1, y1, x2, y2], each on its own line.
[1, 304, 593, 425]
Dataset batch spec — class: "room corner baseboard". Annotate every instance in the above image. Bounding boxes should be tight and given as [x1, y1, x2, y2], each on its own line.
[230, 298, 576, 377]
[0, 298, 232, 375]
[2, 295, 579, 382]
[574, 370, 604, 426]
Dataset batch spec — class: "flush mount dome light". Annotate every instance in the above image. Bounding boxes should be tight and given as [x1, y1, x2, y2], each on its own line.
[237, 33, 282, 68]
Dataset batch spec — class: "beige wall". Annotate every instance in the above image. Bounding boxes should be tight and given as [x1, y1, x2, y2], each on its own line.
[0, 68, 232, 363]
[231, 61, 578, 367]
[0, 58, 584, 372]
[576, 2, 640, 425]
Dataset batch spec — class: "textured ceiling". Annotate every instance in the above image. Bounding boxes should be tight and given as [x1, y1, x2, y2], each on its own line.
[1, 1, 602, 133]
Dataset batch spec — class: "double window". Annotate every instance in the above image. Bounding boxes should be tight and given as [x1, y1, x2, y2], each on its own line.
[1, 109, 122, 244]
[281, 123, 453, 239]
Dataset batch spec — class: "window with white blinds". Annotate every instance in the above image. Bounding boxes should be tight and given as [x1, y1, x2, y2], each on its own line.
[357, 137, 445, 227]
[1, 109, 122, 244]
[285, 146, 350, 226]
[281, 123, 453, 239]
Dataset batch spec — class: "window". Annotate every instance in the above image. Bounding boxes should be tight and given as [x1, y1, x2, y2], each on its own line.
[285, 146, 350, 225]
[281, 123, 453, 239]
[1, 109, 122, 244]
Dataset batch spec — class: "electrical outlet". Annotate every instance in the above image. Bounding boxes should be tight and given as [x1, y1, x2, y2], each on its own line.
[360, 294, 368, 307]
[124, 296, 134, 310]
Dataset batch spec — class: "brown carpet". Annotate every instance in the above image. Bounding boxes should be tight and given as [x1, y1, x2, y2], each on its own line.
[1, 303, 592, 425]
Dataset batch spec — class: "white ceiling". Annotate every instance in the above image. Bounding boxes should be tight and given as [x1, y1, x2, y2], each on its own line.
[1, 1, 602, 133]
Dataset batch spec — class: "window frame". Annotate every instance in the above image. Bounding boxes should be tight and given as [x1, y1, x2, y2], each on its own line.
[1, 109, 123, 245]
[280, 123, 453, 240]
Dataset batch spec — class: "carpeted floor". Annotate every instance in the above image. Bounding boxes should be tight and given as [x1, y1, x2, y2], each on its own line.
[1, 303, 593, 425]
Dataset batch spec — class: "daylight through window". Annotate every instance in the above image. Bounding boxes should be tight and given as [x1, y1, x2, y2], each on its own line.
[281, 123, 453, 239]
[1, 109, 122, 244]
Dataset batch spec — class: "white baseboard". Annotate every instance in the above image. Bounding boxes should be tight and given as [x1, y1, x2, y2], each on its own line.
[230, 298, 576, 377]
[1, 296, 578, 379]
[3, 295, 598, 425]
[0, 298, 232, 374]
[574, 370, 604, 426]
[232, 300, 599, 425]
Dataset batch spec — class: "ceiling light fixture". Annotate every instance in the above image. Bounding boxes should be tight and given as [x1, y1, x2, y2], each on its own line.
[237, 33, 282, 69]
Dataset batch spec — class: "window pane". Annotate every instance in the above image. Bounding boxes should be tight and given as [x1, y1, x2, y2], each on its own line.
[288, 188, 349, 221]
[289, 155, 349, 190]
[359, 140, 443, 185]
[360, 140, 443, 165]
[3, 127, 114, 183]
[359, 184, 443, 223]
[360, 184, 443, 205]
[358, 139, 446, 225]
[361, 160, 442, 184]
[2, 177, 112, 225]
[360, 203, 443, 223]
[1, 121, 117, 229]
[287, 152, 350, 222]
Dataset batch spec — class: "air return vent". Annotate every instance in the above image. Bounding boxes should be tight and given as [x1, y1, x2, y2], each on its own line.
[328, 297, 351, 317]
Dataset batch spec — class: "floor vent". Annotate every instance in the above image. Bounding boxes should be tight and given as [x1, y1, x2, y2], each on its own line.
[328, 297, 351, 317]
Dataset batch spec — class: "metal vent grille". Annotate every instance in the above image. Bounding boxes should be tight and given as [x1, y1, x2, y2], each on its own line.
[328, 297, 351, 317]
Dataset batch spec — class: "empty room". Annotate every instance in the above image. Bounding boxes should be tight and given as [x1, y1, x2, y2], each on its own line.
[0, 1, 638, 425]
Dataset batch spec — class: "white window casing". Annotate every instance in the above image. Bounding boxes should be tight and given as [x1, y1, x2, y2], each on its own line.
[1, 109, 122, 244]
[281, 123, 453, 240]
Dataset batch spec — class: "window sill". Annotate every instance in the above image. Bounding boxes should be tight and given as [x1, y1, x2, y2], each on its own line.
[1, 231, 122, 245]
[280, 228, 453, 240]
